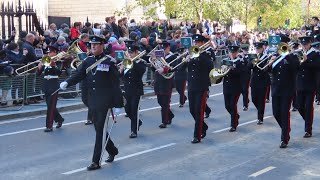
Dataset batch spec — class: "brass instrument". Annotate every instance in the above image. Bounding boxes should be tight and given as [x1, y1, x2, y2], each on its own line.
[209, 65, 231, 84]
[122, 50, 146, 69]
[256, 42, 290, 70]
[149, 56, 174, 79]
[147, 45, 159, 57]
[68, 40, 86, 70]
[15, 51, 67, 75]
[299, 47, 316, 64]
[189, 41, 211, 58]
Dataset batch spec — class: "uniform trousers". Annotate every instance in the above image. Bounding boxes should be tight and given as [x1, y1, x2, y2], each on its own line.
[92, 109, 118, 164]
[188, 90, 208, 139]
[175, 79, 187, 105]
[241, 79, 250, 108]
[224, 92, 240, 128]
[125, 94, 142, 133]
[82, 89, 94, 121]
[272, 95, 293, 143]
[157, 94, 174, 124]
[44, 79, 63, 128]
[251, 86, 268, 121]
[296, 91, 316, 134]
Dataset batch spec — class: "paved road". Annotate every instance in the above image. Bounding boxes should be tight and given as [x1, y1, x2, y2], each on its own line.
[1, 84, 320, 180]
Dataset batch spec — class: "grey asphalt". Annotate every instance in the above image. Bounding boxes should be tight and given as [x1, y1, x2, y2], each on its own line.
[1, 83, 320, 180]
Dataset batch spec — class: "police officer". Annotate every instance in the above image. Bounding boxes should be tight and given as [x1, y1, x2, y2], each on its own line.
[174, 47, 188, 107]
[152, 40, 176, 129]
[268, 35, 299, 148]
[186, 34, 212, 143]
[60, 35, 123, 170]
[36, 46, 64, 132]
[119, 45, 146, 138]
[296, 36, 320, 138]
[223, 45, 243, 132]
[240, 44, 251, 111]
[249, 42, 270, 125]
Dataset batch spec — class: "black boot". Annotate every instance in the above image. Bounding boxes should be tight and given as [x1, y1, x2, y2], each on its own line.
[279, 141, 288, 148]
[87, 162, 101, 171]
[56, 119, 64, 128]
[191, 137, 200, 144]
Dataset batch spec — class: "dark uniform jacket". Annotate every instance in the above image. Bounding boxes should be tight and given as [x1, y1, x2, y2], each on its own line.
[296, 50, 320, 92]
[240, 54, 251, 83]
[187, 51, 213, 92]
[120, 59, 147, 96]
[269, 53, 299, 97]
[36, 63, 62, 94]
[153, 52, 177, 95]
[66, 53, 123, 110]
[248, 53, 271, 88]
[223, 57, 243, 94]
[174, 54, 187, 81]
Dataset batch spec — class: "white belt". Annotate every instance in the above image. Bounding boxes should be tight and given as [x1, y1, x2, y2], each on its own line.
[44, 75, 58, 80]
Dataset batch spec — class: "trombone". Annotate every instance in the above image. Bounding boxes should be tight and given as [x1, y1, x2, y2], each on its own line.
[256, 42, 290, 70]
[121, 50, 146, 69]
[15, 51, 67, 75]
[147, 45, 159, 57]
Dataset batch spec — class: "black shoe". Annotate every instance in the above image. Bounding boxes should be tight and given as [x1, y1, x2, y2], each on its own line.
[159, 123, 167, 129]
[279, 141, 288, 148]
[129, 132, 137, 138]
[167, 114, 174, 124]
[85, 120, 93, 125]
[292, 107, 297, 111]
[201, 131, 207, 139]
[243, 106, 248, 111]
[191, 138, 200, 144]
[138, 120, 143, 131]
[105, 155, 116, 163]
[44, 128, 53, 132]
[257, 120, 263, 125]
[87, 162, 101, 171]
[56, 119, 64, 128]
[229, 127, 236, 132]
[125, 114, 129, 117]
[303, 132, 312, 138]
[266, 99, 270, 103]
[205, 109, 211, 118]
[179, 104, 184, 108]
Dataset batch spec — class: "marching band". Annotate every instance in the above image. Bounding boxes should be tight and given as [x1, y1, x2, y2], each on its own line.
[2, 16, 320, 171]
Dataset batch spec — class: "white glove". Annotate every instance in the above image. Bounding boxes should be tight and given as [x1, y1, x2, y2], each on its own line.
[113, 108, 121, 116]
[156, 67, 164, 74]
[60, 81, 68, 90]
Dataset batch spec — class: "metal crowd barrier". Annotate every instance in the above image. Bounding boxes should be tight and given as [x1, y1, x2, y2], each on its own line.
[0, 65, 155, 110]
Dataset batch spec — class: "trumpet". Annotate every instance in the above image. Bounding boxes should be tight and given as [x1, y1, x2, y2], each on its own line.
[15, 52, 67, 75]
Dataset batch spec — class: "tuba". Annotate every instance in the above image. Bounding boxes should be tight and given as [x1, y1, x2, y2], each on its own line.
[69, 40, 86, 70]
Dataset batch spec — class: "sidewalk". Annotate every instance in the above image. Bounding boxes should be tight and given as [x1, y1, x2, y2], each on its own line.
[0, 86, 156, 121]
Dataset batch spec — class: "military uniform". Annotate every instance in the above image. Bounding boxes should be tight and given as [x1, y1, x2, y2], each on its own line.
[174, 48, 188, 107]
[249, 42, 270, 124]
[36, 46, 64, 132]
[239, 44, 251, 110]
[296, 36, 320, 137]
[312, 41, 320, 104]
[262, 40, 271, 102]
[187, 34, 212, 143]
[269, 35, 299, 148]
[153, 41, 176, 128]
[204, 46, 215, 118]
[120, 46, 146, 138]
[62, 36, 123, 170]
[223, 46, 243, 132]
